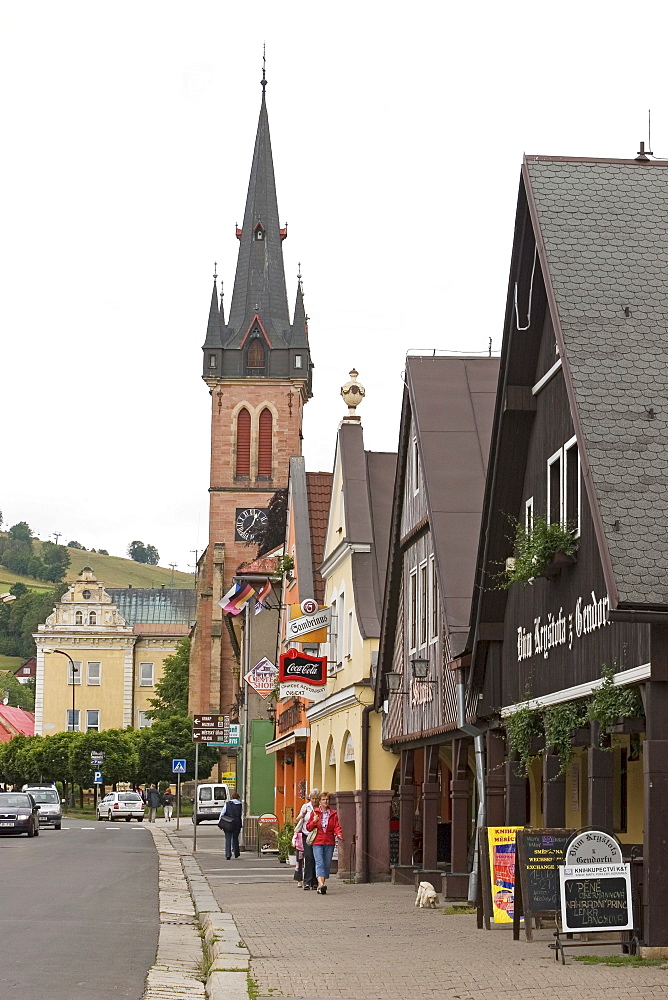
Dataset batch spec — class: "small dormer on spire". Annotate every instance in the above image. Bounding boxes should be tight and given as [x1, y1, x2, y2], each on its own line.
[341, 369, 366, 423]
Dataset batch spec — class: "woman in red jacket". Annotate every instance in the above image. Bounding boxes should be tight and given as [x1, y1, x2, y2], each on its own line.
[305, 792, 344, 895]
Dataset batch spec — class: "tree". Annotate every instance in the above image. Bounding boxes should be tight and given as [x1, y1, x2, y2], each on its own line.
[127, 540, 147, 563]
[0, 584, 67, 659]
[147, 637, 190, 721]
[256, 488, 288, 556]
[70, 729, 138, 791]
[145, 544, 160, 565]
[0, 671, 34, 711]
[8, 522, 32, 543]
[68, 540, 86, 549]
[39, 541, 70, 583]
[135, 715, 219, 785]
[98, 549, 109, 556]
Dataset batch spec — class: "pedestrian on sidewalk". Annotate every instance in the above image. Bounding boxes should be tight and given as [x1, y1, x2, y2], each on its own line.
[219, 789, 243, 860]
[295, 788, 320, 890]
[146, 784, 161, 823]
[292, 824, 305, 887]
[162, 789, 175, 822]
[305, 792, 343, 895]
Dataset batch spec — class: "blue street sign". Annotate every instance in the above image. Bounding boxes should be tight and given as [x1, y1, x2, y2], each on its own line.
[172, 759, 186, 773]
[93, 771, 103, 784]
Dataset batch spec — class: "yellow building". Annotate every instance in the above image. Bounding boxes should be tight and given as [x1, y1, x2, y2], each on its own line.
[34, 567, 195, 734]
[307, 373, 397, 881]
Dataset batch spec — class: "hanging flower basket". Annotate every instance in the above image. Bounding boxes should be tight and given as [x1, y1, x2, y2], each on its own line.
[538, 550, 577, 579]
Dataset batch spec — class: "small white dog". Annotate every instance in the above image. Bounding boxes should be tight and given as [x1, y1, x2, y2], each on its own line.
[415, 881, 439, 908]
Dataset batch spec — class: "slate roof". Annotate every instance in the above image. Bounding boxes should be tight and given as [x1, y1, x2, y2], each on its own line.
[108, 589, 197, 626]
[525, 156, 668, 607]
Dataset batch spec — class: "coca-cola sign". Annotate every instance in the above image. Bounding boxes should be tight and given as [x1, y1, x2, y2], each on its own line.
[279, 648, 327, 685]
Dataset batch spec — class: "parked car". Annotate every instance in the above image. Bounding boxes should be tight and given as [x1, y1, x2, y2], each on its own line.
[191, 783, 233, 824]
[0, 792, 40, 837]
[22, 784, 63, 829]
[96, 791, 145, 822]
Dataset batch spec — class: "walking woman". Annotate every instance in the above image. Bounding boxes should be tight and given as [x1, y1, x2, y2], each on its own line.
[305, 792, 343, 895]
[295, 788, 320, 890]
[218, 789, 243, 860]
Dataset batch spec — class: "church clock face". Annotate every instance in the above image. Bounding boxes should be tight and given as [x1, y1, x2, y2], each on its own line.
[235, 507, 268, 542]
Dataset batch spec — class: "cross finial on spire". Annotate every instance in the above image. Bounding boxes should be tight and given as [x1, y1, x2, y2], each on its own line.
[213, 261, 217, 281]
[297, 262, 302, 282]
[261, 44, 267, 98]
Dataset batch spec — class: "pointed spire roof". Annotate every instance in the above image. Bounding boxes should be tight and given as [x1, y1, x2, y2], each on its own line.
[225, 89, 290, 346]
[203, 276, 222, 348]
[290, 274, 309, 347]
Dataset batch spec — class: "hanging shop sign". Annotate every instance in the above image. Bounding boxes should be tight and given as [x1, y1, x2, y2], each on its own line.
[516, 589, 610, 663]
[565, 829, 623, 865]
[279, 648, 328, 702]
[245, 657, 278, 699]
[286, 603, 331, 642]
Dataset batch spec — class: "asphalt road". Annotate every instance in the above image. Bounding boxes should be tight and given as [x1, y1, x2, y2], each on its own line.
[0, 817, 158, 999]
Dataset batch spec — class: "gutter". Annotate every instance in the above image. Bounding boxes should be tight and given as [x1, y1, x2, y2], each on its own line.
[456, 673, 486, 906]
[359, 703, 373, 884]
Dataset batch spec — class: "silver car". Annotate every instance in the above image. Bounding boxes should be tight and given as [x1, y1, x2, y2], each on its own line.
[96, 791, 145, 822]
[22, 785, 63, 829]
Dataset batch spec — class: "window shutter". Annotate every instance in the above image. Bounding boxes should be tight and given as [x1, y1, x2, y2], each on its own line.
[258, 408, 273, 476]
[236, 408, 251, 476]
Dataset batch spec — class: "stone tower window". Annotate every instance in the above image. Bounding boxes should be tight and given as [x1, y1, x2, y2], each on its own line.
[258, 408, 273, 478]
[247, 339, 265, 369]
[236, 408, 251, 478]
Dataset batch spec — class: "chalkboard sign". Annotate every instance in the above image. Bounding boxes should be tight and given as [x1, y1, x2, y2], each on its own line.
[513, 829, 573, 941]
[560, 864, 633, 933]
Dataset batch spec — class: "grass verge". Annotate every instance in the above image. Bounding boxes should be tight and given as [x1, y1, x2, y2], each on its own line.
[247, 971, 259, 998]
[573, 955, 667, 967]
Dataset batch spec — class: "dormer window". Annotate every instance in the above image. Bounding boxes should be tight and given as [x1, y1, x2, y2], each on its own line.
[208, 354, 217, 369]
[295, 355, 303, 369]
[247, 338, 265, 369]
[254, 223, 265, 241]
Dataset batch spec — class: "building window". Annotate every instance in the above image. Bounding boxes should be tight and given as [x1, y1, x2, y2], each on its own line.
[419, 562, 428, 648]
[236, 408, 251, 477]
[295, 355, 303, 369]
[525, 496, 534, 531]
[565, 437, 581, 536]
[139, 662, 154, 687]
[137, 711, 151, 729]
[67, 709, 80, 732]
[87, 662, 101, 685]
[86, 710, 100, 732]
[346, 609, 354, 659]
[413, 438, 420, 494]
[337, 592, 344, 668]
[208, 354, 216, 369]
[69, 661, 82, 685]
[258, 408, 273, 477]
[329, 598, 338, 674]
[247, 339, 265, 368]
[88, 611, 96, 626]
[547, 449, 563, 525]
[430, 556, 438, 640]
[75, 611, 83, 625]
[409, 569, 417, 652]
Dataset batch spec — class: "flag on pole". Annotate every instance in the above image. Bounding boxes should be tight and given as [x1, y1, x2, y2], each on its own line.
[254, 579, 273, 615]
[218, 582, 256, 615]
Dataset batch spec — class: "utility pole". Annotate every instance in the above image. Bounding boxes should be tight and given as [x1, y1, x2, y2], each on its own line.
[190, 549, 200, 580]
[169, 563, 177, 587]
[52, 531, 62, 545]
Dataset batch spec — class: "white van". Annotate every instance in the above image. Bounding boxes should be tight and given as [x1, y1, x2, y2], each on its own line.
[192, 782, 235, 824]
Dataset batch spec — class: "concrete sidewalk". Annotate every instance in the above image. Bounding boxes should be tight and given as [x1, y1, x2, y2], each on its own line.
[167, 822, 668, 1000]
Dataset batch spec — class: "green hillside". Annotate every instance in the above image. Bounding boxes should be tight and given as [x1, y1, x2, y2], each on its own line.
[0, 539, 195, 592]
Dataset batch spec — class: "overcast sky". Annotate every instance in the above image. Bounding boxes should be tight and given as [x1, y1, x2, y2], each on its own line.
[1, 2, 663, 571]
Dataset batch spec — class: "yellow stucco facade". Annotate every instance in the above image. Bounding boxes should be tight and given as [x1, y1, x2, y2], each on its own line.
[33, 568, 190, 734]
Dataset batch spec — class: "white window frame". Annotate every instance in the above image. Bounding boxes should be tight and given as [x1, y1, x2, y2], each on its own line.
[525, 496, 534, 532]
[86, 709, 100, 732]
[66, 709, 80, 732]
[337, 592, 344, 668]
[88, 611, 97, 626]
[419, 560, 428, 649]
[68, 661, 82, 685]
[137, 710, 151, 729]
[409, 568, 418, 653]
[346, 609, 354, 659]
[564, 435, 581, 537]
[429, 555, 438, 642]
[87, 661, 101, 686]
[328, 598, 338, 675]
[546, 448, 563, 526]
[139, 662, 154, 687]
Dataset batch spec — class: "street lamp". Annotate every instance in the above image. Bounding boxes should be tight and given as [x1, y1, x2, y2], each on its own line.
[411, 657, 431, 680]
[43, 648, 79, 807]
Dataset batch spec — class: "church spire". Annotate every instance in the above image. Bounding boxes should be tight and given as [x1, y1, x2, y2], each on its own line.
[203, 270, 222, 348]
[225, 73, 290, 346]
[291, 268, 308, 348]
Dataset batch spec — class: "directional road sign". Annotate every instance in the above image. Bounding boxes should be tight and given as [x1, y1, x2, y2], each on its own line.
[93, 771, 103, 784]
[192, 713, 230, 743]
[172, 759, 186, 773]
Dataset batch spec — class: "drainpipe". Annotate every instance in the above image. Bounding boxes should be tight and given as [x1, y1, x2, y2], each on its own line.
[359, 703, 373, 883]
[456, 672, 486, 906]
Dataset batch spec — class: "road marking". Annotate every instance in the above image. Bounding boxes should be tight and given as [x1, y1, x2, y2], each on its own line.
[80, 827, 95, 830]
[105, 826, 121, 830]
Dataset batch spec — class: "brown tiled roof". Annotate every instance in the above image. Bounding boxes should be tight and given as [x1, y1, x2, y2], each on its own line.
[306, 472, 333, 605]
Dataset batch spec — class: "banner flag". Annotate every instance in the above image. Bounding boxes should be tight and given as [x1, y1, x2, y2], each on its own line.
[219, 582, 256, 615]
[254, 580, 273, 614]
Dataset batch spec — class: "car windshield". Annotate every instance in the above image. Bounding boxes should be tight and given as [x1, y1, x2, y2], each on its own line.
[118, 793, 141, 802]
[28, 790, 59, 804]
[0, 794, 31, 808]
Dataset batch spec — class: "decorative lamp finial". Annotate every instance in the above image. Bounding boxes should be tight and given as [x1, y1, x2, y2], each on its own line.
[340, 368, 366, 422]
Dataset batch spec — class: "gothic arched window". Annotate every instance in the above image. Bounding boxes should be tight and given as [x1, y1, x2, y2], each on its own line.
[247, 339, 265, 369]
[236, 408, 251, 477]
[258, 408, 273, 477]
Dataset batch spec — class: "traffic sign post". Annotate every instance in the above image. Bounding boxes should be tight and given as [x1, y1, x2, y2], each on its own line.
[172, 759, 186, 831]
[93, 771, 103, 784]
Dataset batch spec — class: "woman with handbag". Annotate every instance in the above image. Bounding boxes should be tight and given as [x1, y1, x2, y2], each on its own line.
[295, 788, 320, 890]
[218, 789, 243, 860]
[305, 792, 344, 895]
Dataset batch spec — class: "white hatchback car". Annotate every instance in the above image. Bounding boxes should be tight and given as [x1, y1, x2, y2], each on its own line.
[96, 791, 145, 822]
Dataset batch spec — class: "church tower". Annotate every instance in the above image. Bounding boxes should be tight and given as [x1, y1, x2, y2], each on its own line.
[190, 71, 312, 720]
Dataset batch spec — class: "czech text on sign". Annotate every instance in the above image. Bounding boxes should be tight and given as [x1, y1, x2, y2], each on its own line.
[559, 863, 633, 932]
[193, 714, 230, 741]
[487, 826, 523, 924]
[279, 648, 328, 701]
[207, 724, 241, 747]
[516, 589, 610, 662]
[286, 606, 331, 641]
[245, 657, 278, 699]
